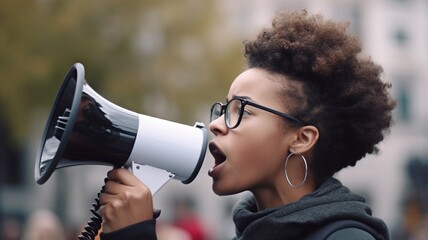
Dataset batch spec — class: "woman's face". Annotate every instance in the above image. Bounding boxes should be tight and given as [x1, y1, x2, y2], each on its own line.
[209, 68, 298, 196]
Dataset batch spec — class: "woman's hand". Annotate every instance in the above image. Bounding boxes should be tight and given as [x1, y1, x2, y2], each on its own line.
[99, 168, 154, 233]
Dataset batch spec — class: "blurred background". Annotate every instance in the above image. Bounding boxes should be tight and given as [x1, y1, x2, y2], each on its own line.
[1, 0, 427, 239]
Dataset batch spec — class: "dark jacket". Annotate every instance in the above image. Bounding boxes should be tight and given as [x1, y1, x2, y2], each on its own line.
[100, 219, 157, 240]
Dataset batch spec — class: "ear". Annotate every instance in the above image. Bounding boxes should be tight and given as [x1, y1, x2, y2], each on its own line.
[289, 126, 319, 154]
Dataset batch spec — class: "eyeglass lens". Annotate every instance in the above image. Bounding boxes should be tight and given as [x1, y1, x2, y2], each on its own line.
[210, 103, 222, 122]
[225, 99, 241, 128]
[210, 99, 243, 128]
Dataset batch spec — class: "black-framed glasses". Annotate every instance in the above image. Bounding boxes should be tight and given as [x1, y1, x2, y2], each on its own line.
[210, 97, 307, 129]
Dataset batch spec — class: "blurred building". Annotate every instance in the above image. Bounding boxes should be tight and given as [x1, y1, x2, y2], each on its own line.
[1, 0, 427, 239]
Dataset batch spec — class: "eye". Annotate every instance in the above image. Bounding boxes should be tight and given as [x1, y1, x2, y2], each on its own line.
[242, 107, 252, 116]
[228, 100, 241, 114]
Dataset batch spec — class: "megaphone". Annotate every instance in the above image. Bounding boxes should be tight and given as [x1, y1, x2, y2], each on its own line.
[35, 63, 208, 195]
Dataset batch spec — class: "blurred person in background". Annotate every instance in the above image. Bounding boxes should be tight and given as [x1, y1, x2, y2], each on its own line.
[156, 222, 192, 240]
[22, 209, 67, 240]
[1, 217, 21, 240]
[98, 10, 395, 240]
[170, 196, 208, 240]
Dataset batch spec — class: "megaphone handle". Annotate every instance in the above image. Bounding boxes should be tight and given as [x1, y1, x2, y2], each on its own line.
[128, 161, 175, 196]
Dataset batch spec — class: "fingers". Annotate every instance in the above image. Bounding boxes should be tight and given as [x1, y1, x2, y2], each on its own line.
[99, 167, 155, 233]
[107, 168, 141, 186]
[100, 180, 125, 204]
[101, 168, 153, 206]
[102, 178, 132, 196]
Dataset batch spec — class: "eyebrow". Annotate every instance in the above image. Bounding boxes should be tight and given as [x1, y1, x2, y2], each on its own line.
[227, 95, 253, 102]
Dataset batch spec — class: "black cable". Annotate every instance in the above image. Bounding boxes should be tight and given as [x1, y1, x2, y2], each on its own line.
[78, 179, 107, 240]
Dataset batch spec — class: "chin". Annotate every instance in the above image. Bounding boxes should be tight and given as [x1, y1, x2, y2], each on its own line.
[212, 182, 240, 196]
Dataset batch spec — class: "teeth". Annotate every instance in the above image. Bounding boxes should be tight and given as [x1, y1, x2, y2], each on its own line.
[208, 165, 219, 176]
[208, 167, 214, 176]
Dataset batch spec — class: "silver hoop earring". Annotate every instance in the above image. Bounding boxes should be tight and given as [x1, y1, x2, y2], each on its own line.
[285, 153, 308, 188]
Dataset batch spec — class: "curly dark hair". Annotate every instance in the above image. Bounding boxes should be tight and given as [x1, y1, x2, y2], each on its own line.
[244, 10, 396, 186]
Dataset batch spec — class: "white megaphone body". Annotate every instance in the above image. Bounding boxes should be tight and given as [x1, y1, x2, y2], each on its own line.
[35, 63, 208, 195]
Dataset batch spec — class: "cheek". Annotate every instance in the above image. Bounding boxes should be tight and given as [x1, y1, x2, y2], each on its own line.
[233, 125, 286, 174]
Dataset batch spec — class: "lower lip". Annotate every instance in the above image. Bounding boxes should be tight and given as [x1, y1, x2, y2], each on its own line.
[208, 162, 224, 177]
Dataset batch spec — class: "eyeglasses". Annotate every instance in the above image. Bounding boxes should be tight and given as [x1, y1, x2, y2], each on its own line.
[210, 97, 307, 129]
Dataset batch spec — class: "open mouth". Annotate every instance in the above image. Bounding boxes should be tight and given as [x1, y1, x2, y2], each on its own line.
[208, 142, 226, 175]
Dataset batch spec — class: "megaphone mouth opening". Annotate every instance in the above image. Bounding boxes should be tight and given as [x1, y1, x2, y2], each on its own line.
[181, 124, 208, 184]
[35, 63, 85, 184]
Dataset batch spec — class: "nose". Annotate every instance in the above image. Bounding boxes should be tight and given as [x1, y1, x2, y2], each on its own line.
[209, 115, 227, 136]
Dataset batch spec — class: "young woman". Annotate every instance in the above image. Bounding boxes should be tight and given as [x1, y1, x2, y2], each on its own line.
[99, 10, 395, 240]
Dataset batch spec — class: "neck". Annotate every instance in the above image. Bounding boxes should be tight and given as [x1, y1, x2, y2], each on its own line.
[252, 180, 315, 210]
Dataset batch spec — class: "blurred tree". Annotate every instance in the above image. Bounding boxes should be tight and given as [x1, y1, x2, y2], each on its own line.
[0, 0, 150, 142]
[130, 0, 244, 121]
[0, 0, 244, 144]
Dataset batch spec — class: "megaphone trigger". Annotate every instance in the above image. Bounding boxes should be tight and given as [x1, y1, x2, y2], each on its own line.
[128, 161, 175, 195]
